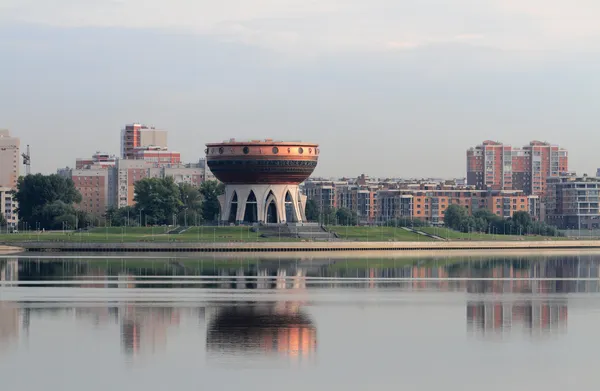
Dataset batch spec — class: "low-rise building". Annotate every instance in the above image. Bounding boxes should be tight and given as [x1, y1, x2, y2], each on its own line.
[546, 175, 600, 229]
[59, 167, 111, 217]
[76, 152, 117, 169]
[376, 189, 531, 225]
[0, 187, 18, 228]
[61, 158, 207, 214]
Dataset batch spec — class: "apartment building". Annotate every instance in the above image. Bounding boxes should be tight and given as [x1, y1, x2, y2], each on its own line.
[0, 187, 18, 228]
[466, 140, 568, 196]
[64, 167, 111, 216]
[376, 188, 531, 224]
[131, 146, 181, 164]
[0, 129, 20, 188]
[120, 123, 167, 159]
[303, 180, 339, 212]
[336, 184, 377, 223]
[546, 175, 600, 229]
[76, 152, 118, 169]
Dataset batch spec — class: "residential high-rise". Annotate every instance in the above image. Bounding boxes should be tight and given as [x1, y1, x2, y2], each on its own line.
[120, 123, 167, 159]
[466, 140, 568, 196]
[523, 141, 568, 196]
[0, 129, 20, 188]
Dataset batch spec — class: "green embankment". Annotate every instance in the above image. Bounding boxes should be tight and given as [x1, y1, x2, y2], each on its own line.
[0, 225, 569, 244]
[326, 226, 435, 241]
[0, 226, 299, 243]
[418, 227, 568, 241]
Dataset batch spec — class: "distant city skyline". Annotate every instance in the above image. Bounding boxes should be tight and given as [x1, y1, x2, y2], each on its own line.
[2, 1, 600, 177]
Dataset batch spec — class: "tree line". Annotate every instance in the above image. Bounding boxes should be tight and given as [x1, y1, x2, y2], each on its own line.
[443, 204, 560, 236]
[304, 199, 559, 237]
[304, 200, 359, 225]
[105, 178, 224, 226]
[12, 174, 224, 229]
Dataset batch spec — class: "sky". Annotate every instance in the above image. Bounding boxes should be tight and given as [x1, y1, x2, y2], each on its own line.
[1, 0, 600, 178]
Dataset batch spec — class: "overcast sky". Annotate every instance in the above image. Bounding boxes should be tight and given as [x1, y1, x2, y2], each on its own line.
[1, 0, 600, 178]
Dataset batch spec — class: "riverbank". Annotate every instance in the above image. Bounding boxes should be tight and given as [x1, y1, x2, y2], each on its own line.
[0, 245, 24, 254]
[10, 239, 600, 253]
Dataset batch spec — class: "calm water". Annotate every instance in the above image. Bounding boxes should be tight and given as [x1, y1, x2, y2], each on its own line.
[2, 252, 600, 390]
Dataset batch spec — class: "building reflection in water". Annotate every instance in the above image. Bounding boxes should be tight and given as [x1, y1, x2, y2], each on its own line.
[0, 259, 20, 352]
[467, 300, 568, 337]
[120, 306, 183, 358]
[206, 302, 316, 362]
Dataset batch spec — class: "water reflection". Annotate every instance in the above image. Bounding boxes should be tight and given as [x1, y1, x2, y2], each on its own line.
[5, 252, 600, 361]
[120, 306, 182, 357]
[207, 302, 316, 361]
[467, 300, 568, 337]
[0, 302, 20, 352]
[4, 254, 600, 294]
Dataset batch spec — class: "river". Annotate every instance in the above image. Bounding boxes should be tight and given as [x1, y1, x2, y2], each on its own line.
[1, 251, 600, 390]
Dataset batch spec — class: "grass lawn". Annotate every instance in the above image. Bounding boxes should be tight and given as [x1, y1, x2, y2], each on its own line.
[419, 226, 568, 241]
[0, 225, 571, 244]
[327, 226, 436, 241]
[0, 226, 301, 243]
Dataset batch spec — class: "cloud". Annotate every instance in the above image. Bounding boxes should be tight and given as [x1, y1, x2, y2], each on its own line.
[2, 0, 600, 54]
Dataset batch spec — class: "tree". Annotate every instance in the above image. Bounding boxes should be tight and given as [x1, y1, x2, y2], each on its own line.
[443, 204, 469, 231]
[305, 199, 320, 222]
[15, 174, 82, 229]
[179, 183, 202, 211]
[104, 206, 138, 227]
[336, 207, 358, 226]
[511, 211, 532, 232]
[134, 177, 182, 225]
[0, 213, 5, 227]
[199, 180, 224, 222]
[178, 183, 203, 226]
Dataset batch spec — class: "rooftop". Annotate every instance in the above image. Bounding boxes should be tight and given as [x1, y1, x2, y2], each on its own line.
[207, 138, 317, 146]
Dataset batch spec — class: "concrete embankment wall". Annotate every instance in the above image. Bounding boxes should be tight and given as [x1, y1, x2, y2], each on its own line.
[0, 245, 24, 254]
[13, 240, 600, 253]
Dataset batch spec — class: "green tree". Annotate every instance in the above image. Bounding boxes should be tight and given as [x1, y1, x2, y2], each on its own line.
[510, 211, 532, 231]
[321, 206, 338, 225]
[305, 199, 320, 222]
[104, 206, 139, 227]
[179, 183, 202, 211]
[336, 207, 358, 226]
[133, 177, 182, 225]
[15, 174, 82, 229]
[178, 183, 203, 226]
[0, 213, 5, 227]
[443, 204, 469, 231]
[199, 180, 224, 222]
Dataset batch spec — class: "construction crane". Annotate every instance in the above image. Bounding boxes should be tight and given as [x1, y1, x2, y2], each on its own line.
[22, 145, 31, 175]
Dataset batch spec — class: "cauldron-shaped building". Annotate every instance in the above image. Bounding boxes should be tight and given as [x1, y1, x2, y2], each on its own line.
[206, 139, 319, 223]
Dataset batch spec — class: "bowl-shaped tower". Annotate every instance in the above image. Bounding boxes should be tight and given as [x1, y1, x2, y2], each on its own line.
[206, 139, 319, 224]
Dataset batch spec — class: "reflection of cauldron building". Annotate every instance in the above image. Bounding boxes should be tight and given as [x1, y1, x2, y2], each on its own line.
[206, 139, 319, 223]
[207, 304, 317, 358]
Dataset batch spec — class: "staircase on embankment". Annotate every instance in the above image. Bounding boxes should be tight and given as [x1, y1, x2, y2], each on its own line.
[252, 223, 338, 240]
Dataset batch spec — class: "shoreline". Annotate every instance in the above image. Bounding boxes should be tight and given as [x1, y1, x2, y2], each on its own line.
[5, 239, 600, 253]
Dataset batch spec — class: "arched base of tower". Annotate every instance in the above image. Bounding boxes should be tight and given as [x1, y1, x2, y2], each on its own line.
[217, 184, 307, 224]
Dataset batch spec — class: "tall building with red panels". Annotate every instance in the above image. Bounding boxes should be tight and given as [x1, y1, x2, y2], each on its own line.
[467, 140, 568, 196]
[466, 140, 509, 191]
[120, 123, 167, 159]
[522, 141, 568, 197]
